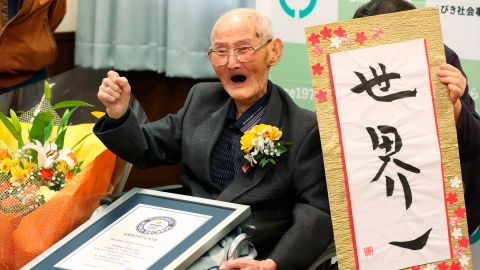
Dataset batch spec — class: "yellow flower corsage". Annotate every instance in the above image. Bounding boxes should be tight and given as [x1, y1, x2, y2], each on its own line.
[240, 124, 291, 168]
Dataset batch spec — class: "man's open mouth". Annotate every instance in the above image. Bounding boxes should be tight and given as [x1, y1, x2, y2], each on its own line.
[231, 75, 247, 83]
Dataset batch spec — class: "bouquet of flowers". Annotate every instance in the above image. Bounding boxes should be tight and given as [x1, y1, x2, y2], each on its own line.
[240, 124, 291, 168]
[0, 80, 117, 269]
[0, 82, 91, 215]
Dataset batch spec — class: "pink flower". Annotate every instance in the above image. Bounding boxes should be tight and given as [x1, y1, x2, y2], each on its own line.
[373, 27, 384, 39]
[313, 45, 324, 56]
[342, 34, 352, 45]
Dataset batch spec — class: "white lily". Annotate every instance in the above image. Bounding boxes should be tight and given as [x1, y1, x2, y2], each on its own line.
[22, 140, 75, 169]
[57, 148, 76, 169]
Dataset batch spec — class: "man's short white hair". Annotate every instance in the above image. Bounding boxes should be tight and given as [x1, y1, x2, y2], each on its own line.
[211, 8, 273, 44]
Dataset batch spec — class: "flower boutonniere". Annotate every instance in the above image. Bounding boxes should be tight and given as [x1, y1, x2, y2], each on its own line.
[240, 124, 291, 169]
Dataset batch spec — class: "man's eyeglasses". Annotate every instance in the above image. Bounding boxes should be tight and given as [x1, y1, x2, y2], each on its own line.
[208, 39, 272, 66]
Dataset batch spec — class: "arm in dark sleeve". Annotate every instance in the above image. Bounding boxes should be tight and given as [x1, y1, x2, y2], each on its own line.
[269, 126, 333, 270]
[98, 108, 132, 130]
[445, 45, 480, 162]
[93, 87, 196, 168]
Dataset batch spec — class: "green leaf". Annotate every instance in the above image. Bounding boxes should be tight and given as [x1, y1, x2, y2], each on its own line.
[57, 108, 76, 135]
[0, 112, 24, 147]
[275, 140, 291, 155]
[54, 107, 78, 147]
[71, 133, 92, 151]
[268, 158, 276, 165]
[55, 128, 67, 149]
[73, 142, 83, 155]
[44, 81, 51, 100]
[277, 148, 287, 155]
[72, 161, 84, 174]
[260, 158, 269, 168]
[9, 109, 22, 134]
[58, 108, 70, 130]
[280, 140, 292, 147]
[29, 112, 54, 144]
[44, 121, 54, 142]
[260, 157, 276, 168]
[276, 144, 287, 150]
[52, 101, 93, 110]
[25, 148, 38, 164]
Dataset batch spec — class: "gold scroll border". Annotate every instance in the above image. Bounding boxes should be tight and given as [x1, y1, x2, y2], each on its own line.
[304, 7, 471, 270]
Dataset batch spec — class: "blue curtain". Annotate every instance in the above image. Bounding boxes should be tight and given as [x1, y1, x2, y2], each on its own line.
[75, 0, 254, 78]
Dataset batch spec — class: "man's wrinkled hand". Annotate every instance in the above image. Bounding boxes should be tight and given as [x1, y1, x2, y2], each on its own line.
[97, 70, 131, 119]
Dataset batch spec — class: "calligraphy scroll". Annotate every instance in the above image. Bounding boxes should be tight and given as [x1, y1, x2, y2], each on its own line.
[305, 7, 472, 270]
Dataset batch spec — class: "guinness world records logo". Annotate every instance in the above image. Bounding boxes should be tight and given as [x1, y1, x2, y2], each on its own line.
[136, 216, 176, 235]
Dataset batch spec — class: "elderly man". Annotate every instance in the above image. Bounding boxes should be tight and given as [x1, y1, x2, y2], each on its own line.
[94, 8, 333, 270]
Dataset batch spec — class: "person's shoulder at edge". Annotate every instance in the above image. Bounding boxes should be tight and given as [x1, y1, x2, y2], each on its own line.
[443, 44, 463, 69]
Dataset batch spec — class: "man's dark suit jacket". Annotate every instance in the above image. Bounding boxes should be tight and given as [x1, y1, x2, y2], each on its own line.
[94, 82, 333, 269]
[446, 46, 480, 235]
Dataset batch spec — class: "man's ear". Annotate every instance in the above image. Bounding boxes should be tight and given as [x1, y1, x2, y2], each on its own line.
[269, 38, 283, 67]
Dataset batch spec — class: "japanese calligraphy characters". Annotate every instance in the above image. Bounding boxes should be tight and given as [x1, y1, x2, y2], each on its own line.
[366, 125, 420, 210]
[328, 39, 451, 269]
[351, 63, 417, 102]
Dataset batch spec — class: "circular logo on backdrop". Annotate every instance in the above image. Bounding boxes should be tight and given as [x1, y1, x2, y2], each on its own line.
[279, 0, 317, 18]
[136, 216, 176, 235]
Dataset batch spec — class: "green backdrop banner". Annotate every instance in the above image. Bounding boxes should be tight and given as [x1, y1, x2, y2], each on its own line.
[257, 0, 480, 112]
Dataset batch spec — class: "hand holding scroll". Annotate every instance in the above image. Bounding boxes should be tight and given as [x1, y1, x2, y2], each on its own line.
[438, 63, 467, 123]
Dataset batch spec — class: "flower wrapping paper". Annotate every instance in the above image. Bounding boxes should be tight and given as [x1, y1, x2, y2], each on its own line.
[0, 122, 116, 269]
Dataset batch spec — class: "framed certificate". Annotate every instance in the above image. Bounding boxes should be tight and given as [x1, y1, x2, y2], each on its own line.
[22, 188, 251, 270]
